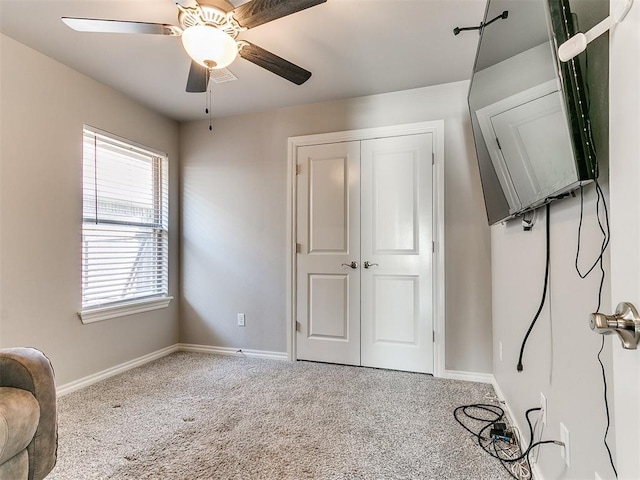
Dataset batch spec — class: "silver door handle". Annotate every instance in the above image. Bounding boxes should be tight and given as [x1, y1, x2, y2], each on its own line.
[590, 302, 640, 349]
[341, 261, 359, 269]
[363, 261, 379, 269]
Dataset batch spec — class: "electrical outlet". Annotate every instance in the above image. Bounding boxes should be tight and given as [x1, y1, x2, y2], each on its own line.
[499, 341, 503, 362]
[560, 422, 571, 468]
[237, 313, 245, 327]
[540, 392, 547, 426]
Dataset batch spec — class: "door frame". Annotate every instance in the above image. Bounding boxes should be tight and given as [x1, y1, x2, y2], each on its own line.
[286, 120, 446, 376]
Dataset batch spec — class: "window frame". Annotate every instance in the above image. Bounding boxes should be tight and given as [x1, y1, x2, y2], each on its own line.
[79, 126, 172, 324]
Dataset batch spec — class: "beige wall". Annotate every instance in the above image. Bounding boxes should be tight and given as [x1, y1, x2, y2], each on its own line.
[491, 191, 614, 478]
[180, 81, 494, 373]
[0, 34, 180, 385]
[490, 0, 615, 477]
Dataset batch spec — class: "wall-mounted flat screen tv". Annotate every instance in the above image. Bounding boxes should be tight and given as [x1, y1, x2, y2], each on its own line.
[468, 0, 597, 225]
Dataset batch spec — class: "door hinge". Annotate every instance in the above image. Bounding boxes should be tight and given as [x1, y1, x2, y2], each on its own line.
[496, 137, 502, 150]
[296, 164, 301, 175]
[295, 320, 301, 332]
[432, 241, 435, 253]
[433, 330, 436, 343]
[432, 152, 435, 165]
[296, 242, 302, 254]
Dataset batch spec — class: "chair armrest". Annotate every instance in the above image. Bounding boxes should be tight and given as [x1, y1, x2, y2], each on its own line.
[0, 348, 57, 480]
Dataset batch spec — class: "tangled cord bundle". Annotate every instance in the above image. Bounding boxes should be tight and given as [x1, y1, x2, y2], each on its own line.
[454, 404, 561, 480]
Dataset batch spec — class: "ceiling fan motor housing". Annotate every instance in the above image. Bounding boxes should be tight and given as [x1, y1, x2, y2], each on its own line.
[177, 5, 244, 38]
[178, 5, 245, 69]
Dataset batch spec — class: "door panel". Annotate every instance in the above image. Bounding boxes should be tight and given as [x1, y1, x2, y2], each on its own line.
[373, 275, 419, 345]
[296, 141, 361, 366]
[372, 151, 419, 253]
[361, 134, 434, 373]
[308, 274, 349, 339]
[309, 156, 349, 253]
[609, 4, 640, 477]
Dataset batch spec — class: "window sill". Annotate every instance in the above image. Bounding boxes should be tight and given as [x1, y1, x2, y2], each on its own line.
[79, 296, 174, 324]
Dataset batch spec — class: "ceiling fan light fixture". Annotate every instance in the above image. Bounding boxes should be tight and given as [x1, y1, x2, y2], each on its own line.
[181, 25, 238, 69]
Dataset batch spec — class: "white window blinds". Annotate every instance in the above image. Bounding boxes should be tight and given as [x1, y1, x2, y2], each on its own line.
[82, 128, 169, 310]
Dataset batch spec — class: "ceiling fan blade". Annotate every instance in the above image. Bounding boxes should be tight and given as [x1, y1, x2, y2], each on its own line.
[186, 61, 210, 93]
[238, 41, 311, 85]
[61, 17, 181, 36]
[231, 0, 327, 29]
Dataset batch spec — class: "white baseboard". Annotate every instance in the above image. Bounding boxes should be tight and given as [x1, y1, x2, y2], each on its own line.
[177, 343, 288, 361]
[56, 343, 288, 397]
[56, 346, 489, 403]
[56, 344, 179, 397]
[441, 369, 494, 384]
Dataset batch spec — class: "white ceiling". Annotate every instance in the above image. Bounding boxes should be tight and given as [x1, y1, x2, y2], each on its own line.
[476, 0, 550, 71]
[0, 0, 487, 121]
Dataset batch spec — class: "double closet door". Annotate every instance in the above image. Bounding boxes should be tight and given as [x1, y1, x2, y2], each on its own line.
[295, 133, 434, 374]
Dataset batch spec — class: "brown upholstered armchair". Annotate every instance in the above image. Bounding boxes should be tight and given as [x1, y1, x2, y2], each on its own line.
[0, 348, 57, 480]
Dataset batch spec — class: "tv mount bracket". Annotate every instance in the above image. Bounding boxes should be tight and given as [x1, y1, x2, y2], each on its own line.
[453, 10, 508, 36]
[522, 210, 536, 231]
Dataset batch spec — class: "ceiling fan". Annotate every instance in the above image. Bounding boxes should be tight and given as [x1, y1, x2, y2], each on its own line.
[61, 0, 326, 93]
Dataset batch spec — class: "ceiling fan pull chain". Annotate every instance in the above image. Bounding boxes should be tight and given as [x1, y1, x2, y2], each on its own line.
[208, 87, 213, 132]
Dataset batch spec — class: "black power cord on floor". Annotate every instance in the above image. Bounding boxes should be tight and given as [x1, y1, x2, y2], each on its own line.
[516, 203, 551, 372]
[453, 404, 562, 480]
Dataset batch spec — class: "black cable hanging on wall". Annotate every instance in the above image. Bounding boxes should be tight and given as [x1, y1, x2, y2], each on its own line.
[575, 179, 615, 477]
[517, 202, 551, 372]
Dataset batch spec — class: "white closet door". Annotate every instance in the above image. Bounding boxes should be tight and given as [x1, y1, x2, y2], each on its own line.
[295, 141, 361, 366]
[360, 134, 434, 373]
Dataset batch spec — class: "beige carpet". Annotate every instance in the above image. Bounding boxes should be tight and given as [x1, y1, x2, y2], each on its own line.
[49, 352, 511, 479]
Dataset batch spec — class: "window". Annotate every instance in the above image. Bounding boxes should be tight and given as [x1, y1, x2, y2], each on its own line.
[80, 127, 170, 323]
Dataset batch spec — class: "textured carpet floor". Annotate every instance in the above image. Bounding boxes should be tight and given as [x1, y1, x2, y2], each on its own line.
[49, 352, 511, 479]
